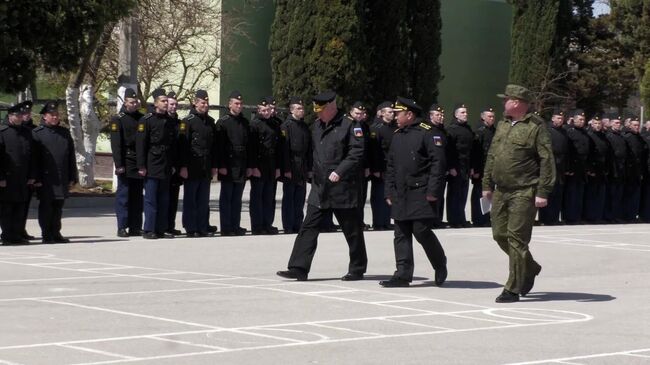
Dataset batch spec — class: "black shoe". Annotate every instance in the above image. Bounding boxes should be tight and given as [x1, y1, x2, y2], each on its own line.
[379, 277, 410, 287]
[251, 229, 267, 235]
[283, 229, 295, 234]
[520, 265, 542, 296]
[143, 231, 158, 239]
[129, 229, 142, 237]
[2, 238, 29, 245]
[341, 273, 364, 281]
[117, 229, 129, 238]
[22, 232, 36, 240]
[157, 232, 175, 239]
[276, 270, 308, 281]
[495, 289, 519, 303]
[167, 229, 182, 235]
[54, 235, 70, 243]
[221, 230, 235, 237]
[207, 225, 218, 233]
[198, 231, 213, 237]
[461, 221, 472, 228]
[186, 231, 198, 237]
[235, 227, 247, 236]
[361, 223, 371, 230]
[435, 266, 448, 286]
[266, 226, 279, 235]
[42, 238, 57, 244]
[373, 225, 385, 231]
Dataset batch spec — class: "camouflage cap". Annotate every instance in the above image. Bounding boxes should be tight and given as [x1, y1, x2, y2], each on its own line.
[497, 84, 531, 103]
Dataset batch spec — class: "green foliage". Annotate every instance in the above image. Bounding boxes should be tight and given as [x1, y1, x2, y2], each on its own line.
[0, 0, 135, 93]
[270, 0, 443, 110]
[641, 60, 650, 119]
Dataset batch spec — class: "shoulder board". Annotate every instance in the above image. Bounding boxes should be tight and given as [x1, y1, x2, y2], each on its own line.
[346, 115, 354, 122]
[118, 112, 125, 118]
[217, 115, 229, 122]
[529, 113, 544, 125]
[419, 122, 431, 130]
[186, 114, 195, 120]
[143, 113, 153, 119]
[33, 126, 44, 132]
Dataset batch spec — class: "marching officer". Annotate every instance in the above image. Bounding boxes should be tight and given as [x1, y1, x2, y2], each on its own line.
[538, 108, 569, 225]
[32, 101, 78, 243]
[179, 90, 218, 237]
[277, 90, 367, 281]
[0, 103, 36, 244]
[110, 88, 144, 237]
[249, 96, 282, 235]
[562, 109, 590, 224]
[584, 117, 611, 222]
[349, 101, 371, 230]
[604, 115, 627, 223]
[136, 89, 178, 239]
[380, 97, 448, 287]
[280, 97, 312, 234]
[216, 90, 255, 236]
[368, 101, 396, 231]
[428, 104, 448, 227]
[622, 118, 647, 222]
[470, 107, 496, 227]
[19, 100, 37, 240]
[445, 103, 474, 228]
[166, 91, 183, 236]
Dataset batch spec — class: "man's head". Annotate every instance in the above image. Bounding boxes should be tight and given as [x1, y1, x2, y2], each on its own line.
[166, 91, 178, 114]
[497, 84, 531, 118]
[256, 96, 273, 120]
[610, 116, 622, 131]
[429, 104, 443, 126]
[194, 89, 209, 114]
[454, 103, 468, 123]
[377, 101, 394, 123]
[591, 118, 603, 132]
[629, 119, 641, 134]
[572, 109, 586, 128]
[392, 96, 422, 129]
[288, 96, 304, 120]
[19, 100, 33, 122]
[151, 88, 168, 114]
[228, 90, 243, 116]
[312, 90, 337, 123]
[551, 108, 564, 128]
[40, 101, 60, 126]
[481, 107, 495, 127]
[123, 88, 139, 113]
[349, 101, 366, 122]
[7, 104, 22, 125]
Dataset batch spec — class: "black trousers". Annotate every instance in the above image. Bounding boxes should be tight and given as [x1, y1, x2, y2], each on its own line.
[22, 189, 34, 234]
[1, 201, 27, 241]
[282, 181, 306, 232]
[358, 178, 368, 224]
[562, 175, 585, 223]
[604, 181, 624, 222]
[38, 198, 65, 240]
[250, 178, 277, 231]
[470, 179, 490, 226]
[369, 177, 391, 228]
[168, 180, 181, 231]
[288, 204, 367, 275]
[446, 175, 469, 225]
[393, 219, 446, 281]
[538, 181, 564, 225]
[583, 178, 606, 222]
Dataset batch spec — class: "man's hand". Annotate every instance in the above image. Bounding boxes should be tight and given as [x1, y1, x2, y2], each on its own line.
[211, 168, 218, 177]
[482, 190, 493, 200]
[246, 168, 253, 177]
[449, 168, 458, 177]
[385, 198, 392, 206]
[364, 168, 370, 177]
[115, 167, 125, 175]
[308, 171, 313, 179]
[275, 169, 281, 179]
[251, 168, 261, 178]
[284, 171, 292, 179]
[0, 180, 6, 188]
[565, 171, 574, 176]
[179, 167, 188, 179]
[218, 168, 228, 176]
[328, 171, 340, 182]
[372, 172, 380, 178]
[426, 195, 437, 202]
[138, 168, 147, 177]
[27, 179, 35, 185]
[535, 196, 548, 208]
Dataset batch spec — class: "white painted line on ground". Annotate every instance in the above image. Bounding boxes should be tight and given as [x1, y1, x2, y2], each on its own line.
[372, 299, 429, 304]
[303, 289, 358, 295]
[0, 275, 113, 284]
[625, 353, 650, 358]
[504, 347, 650, 364]
[33, 299, 224, 330]
[309, 323, 382, 336]
[231, 329, 307, 344]
[146, 336, 229, 351]
[0, 359, 24, 365]
[381, 318, 452, 331]
[58, 344, 137, 360]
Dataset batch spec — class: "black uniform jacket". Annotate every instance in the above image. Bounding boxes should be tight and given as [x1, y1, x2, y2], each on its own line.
[32, 124, 78, 199]
[446, 119, 474, 179]
[110, 108, 144, 179]
[250, 116, 282, 180]
[548, 124, 569, 182]
[179, 110, 218, 180]
[606, 129, 627, 181]
[470, 123, 496, 180]
[0, 124, 36, 202]
[566, 126, 591, 178]
[135, 112, 178, 180]
[386, 120, 447, 221]
[307, 111, 364, 209]
[216, 111, 254, 183]
[586, 129, 611, 180]
[280, 115, 312, 185]
[368, 118, 397, 175]
[624, 131, 647, 183]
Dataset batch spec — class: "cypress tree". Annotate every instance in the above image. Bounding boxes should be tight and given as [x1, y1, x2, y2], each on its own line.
[407, 0, 442, 108]
[641, 60, 650, 119]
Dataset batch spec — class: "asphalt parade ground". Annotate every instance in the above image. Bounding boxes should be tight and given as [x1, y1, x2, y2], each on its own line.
[0, 191, 649, 364]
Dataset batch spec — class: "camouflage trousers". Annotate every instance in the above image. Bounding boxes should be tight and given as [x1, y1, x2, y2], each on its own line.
[491, 187, 542, 294]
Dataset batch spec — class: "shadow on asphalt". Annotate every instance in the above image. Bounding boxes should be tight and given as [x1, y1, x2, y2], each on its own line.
[421, 280, 503, 289]
[522, 291, 616, 302]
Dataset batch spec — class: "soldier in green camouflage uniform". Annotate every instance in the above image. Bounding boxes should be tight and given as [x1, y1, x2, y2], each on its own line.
[482, 85, 555, 303]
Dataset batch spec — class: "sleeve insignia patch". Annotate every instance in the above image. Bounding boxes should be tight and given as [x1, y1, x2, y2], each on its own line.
[433, 135, 443, 146]
[353, 127, 363, 137]
[281, 130, 287, 137]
